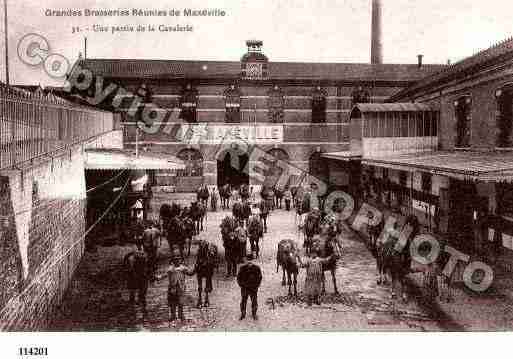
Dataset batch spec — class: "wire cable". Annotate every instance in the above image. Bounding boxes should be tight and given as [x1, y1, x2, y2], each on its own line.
[0, 175, 131, 323]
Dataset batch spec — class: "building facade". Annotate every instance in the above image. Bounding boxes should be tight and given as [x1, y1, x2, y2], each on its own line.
[332, 38, 513, 268]
[72, 39, 441, 192]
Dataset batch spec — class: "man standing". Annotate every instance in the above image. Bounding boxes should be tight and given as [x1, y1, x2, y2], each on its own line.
[237, 252, 262, 320]
[211, 188, 218, 212]
[141, 221, 161, 280]
[259, 199, 270, 233]
[283, 187, 292, 211]
[167, 249, 195, 323]
[124, 246, 150, 314]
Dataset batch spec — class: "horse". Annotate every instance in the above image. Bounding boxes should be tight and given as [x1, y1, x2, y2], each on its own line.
[165, 215, 186, 260]
[247, 214, 264, 258]
[311, 228, 342, 295]
[220, 215, 239, 277]
[232, 200, 244, 227]
[196, 185, 210, 207]
[375, 215, 419, 301]
[193, 240, 218, 307]
[219, 184, 231, 210]
[303, 210, 321, 255]
[239, 184, 250, 202]
[180, 208, 196, 257]
[274, 186, 284, 209]
[241, 200, 252, 227]
[190, 201, 207, 234]
[276, 239, 299, 296]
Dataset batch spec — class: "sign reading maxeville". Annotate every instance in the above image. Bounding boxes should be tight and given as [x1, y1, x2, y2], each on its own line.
[179, 124, 284, 144]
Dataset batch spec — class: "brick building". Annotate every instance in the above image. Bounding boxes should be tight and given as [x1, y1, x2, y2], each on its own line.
[332, 37, 513, 265]
[69, 0, 443, 192]
[73, 42, 441, 192]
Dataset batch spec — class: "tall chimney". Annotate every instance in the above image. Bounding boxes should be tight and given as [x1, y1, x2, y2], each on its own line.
[417, 54, 424, 68]
[371, 0, 383, 64]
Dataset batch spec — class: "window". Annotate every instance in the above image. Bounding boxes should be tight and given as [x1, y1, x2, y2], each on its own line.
[421, 172, 432, 193]
[224, 85, 241, 123]
[267, 85, 284, 123]
[311, 87, 327, 123]
[454, 96, 472, 148]
[424, 112, 432, 137]
[180, 84, 198, 123]
[401, 112, 409, 137]
[498, 183, 513, 218]
[176, 149, 203, 177]
[496, 85, 513, 148]
[416, 112, 424, 137]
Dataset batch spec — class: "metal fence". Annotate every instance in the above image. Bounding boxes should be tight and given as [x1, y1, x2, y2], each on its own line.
[0, 83, 114, 170]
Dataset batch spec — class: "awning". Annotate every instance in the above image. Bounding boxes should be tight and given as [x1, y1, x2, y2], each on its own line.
[321, 151, 362, 161]
[85, 149, 185, 170]
[362, 151, 513, 182]
[352, 103, 435, 113]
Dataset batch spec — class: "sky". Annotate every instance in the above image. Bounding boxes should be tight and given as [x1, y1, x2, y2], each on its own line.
[1, 0, 513, 86]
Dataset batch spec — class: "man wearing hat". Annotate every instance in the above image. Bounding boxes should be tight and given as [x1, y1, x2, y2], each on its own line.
[167, 248, 195, 322]
[237, 251, 262, 320]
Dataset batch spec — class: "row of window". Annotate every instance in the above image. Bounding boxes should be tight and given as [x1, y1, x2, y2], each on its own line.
[154, 84, 372, 124]
[362, 111, 438, 138]
[454, 84, 513, 148]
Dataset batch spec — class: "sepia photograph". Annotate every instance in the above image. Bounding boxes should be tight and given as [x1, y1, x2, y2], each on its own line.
[1, 1, 513, 353]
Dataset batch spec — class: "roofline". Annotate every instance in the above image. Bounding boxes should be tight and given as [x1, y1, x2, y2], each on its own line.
[79, 57, 445, 67]
[390, 38, 513, 101]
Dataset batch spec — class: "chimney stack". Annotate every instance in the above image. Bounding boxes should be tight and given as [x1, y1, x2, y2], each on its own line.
[371, 0, 383, 64]
[417, 54, 424, 68]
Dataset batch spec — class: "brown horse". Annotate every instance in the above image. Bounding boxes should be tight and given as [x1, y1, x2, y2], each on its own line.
[375, 215, 419, 301]
[193, 240, 218, 307]
[276, 239, 299, 296]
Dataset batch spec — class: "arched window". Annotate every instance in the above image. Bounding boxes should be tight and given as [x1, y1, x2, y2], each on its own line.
[180, 83, 198, 123]
[176, 148, 203, 177]
[267, 85, 284, 123]
[312, 86, 327, 123]
[224, 84, 241, 123]
[496, 85, 513, 148]
[454, 96, 472, 148]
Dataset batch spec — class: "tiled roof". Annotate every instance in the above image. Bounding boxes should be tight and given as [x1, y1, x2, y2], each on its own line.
[84, 148, 185, 170]
[362, 151, 513, 182]
[76, 59, 444, 83]
[392, 37, 513, 100]
[322, 151, 361, 161]
[353, 103, 435, 113]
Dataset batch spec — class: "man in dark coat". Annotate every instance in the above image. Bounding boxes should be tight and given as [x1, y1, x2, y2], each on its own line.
[124, 247, 150, 314]
[259, 200, 270, 233]
[237, 252, 262, 320]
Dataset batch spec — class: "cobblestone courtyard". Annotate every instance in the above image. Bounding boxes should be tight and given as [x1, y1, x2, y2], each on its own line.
[52, 205, 449, 331]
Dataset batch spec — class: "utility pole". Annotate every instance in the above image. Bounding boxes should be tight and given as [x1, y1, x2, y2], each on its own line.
[4, 0, 9, 85]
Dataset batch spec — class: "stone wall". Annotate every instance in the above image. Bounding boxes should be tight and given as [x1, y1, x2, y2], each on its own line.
[0, 130, 122, 331]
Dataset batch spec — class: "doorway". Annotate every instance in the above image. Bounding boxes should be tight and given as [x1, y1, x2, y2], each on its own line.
[217, 152, 249, 188]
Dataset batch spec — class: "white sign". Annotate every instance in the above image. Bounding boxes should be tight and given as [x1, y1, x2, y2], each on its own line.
[179, 124, 284, 145]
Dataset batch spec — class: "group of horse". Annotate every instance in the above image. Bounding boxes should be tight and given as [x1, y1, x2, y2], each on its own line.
[159, 201, 216, 307]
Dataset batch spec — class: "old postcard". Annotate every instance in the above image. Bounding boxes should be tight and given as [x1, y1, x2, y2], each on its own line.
[1, 0, 513, 354]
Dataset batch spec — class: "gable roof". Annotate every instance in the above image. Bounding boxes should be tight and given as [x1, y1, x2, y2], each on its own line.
[75, 58, 445, 83]
[391, 37, 513, 100]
